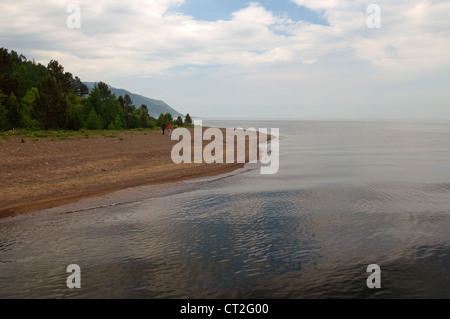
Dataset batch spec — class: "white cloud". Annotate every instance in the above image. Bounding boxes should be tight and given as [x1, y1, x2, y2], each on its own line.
[292, 0, 450, 70]
[1, 0, 449, 118]
[232, 2, 278, 24]
[2, 0, 449, 76]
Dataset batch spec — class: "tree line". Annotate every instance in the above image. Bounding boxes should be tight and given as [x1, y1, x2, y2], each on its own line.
[0, 48, 192, 131]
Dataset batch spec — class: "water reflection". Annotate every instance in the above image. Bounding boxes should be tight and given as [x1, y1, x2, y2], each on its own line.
[1, 121, 449, 298]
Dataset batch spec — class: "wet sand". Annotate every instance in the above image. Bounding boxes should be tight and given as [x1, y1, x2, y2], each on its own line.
[0, 128, 266, 219]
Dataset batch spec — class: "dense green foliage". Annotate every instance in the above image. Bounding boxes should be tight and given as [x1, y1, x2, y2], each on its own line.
[0, 48, 191, 132]
[185, 113, 192, 125]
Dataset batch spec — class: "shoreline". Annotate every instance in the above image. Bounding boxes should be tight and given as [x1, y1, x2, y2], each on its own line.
[0, 127, 268, 219]
[0, 162, 246, 220]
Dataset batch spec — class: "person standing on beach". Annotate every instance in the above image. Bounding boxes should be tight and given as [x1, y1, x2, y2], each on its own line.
[161, 123, 166, 135]
[168, 124, 172, 137]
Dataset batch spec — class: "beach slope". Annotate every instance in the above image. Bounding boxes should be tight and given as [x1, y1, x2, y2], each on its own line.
[0, 128, 265, 219]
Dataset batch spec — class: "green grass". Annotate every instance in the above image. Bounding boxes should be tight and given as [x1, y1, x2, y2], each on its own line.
[0, 129, 122, 139]
[0, 126, 192, 142]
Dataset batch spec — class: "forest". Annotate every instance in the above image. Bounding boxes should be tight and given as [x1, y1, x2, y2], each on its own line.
[0, 48, 192, 132]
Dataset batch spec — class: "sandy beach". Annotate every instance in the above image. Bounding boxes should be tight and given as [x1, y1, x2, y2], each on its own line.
[1, 128, 263, 219]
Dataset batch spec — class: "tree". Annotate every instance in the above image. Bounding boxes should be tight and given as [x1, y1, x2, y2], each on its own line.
[156, 113, 166, 127]
[139, 104, 150, 128]
[0, 90, 9, 131]
[147, 116, 156, 129]
[0, 104, 9, 131]
[103, 95, 123, 129]
[47, 60, 73, 94]
[118, 95, 125, 109]
[97, 82, 111, 103]
[114, 114, 123, 130]
[21, 115, 41, 131]
[185, 113, 192, 125]
[165, 112, 173, 123]
[83, 85, 103, 120]
[1, 47, 194, 133]
[85, 108, 102, 130]
[72, 76, 89, 97]
[35, 74, 70, 129]
[121, 94, 135, 128]
[126, 111, 141, 129]
[0, 48, 20, 98]
[67, 102, 83, 131]
[140, 104, 148, 114]
[47, 59, 64, 75]
[14, 60, 47, 98]
[21, 87, 39, 117]
[6, 92, 22, 128]
[65, 93, 83, 130]
[175, 116, 183, 126]
[123, 94, 134, 113]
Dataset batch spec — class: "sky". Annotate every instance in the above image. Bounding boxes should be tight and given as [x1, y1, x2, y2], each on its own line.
[1, 0, 449, 120]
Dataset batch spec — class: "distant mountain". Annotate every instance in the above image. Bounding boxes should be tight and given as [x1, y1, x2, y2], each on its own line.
[83, 82, 184, 119]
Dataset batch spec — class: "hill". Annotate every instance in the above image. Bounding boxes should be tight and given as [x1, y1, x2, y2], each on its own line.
[0, 47, 191, 131]
[84, 82, 184, 119]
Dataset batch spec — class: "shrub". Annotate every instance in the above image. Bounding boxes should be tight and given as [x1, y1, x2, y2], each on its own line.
[85, 109, 102, 130]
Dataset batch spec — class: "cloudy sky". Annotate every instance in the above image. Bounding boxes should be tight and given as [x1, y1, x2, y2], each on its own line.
[1, 0, 449, 120]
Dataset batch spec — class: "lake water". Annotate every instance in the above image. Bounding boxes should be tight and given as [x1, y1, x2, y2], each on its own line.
[1, 120, 449, 299]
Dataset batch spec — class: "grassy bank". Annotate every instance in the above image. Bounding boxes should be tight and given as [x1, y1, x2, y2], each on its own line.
[0, 125, 192, 143]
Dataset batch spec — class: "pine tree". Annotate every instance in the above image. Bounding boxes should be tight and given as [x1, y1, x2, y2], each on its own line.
[156, 113, 165, 127]
[67, 102, 83, 130]
[127, 109, 141, 129]
[140, 110, 148, 128]
[185, 113, 192, 125]
[0, 48, 20, 98]
[122, 94, 135, 129]
[139, 104, 150, 128]
[21, 87, 39, 117]
[165, 112, 173, 123]
[85, 108, 102, 130]
[0, 91, 9, 131]
[97, 82, 111, 103]
[35, 74, 70, 129]
[47, 60, 73, 94]
[72, 76, 89, 97]
[176, 116, 183, 126]
[118, 95, 125, 109]
[114, 114, 123, 130]
[6, 92, 22, 128]
[83, 85, 103, 120]
[103, 95, 122, 129]
[123, 94, 134, 111]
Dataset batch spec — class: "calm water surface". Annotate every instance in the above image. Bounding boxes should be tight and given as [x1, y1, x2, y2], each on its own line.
[1, 120, 449, 298]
